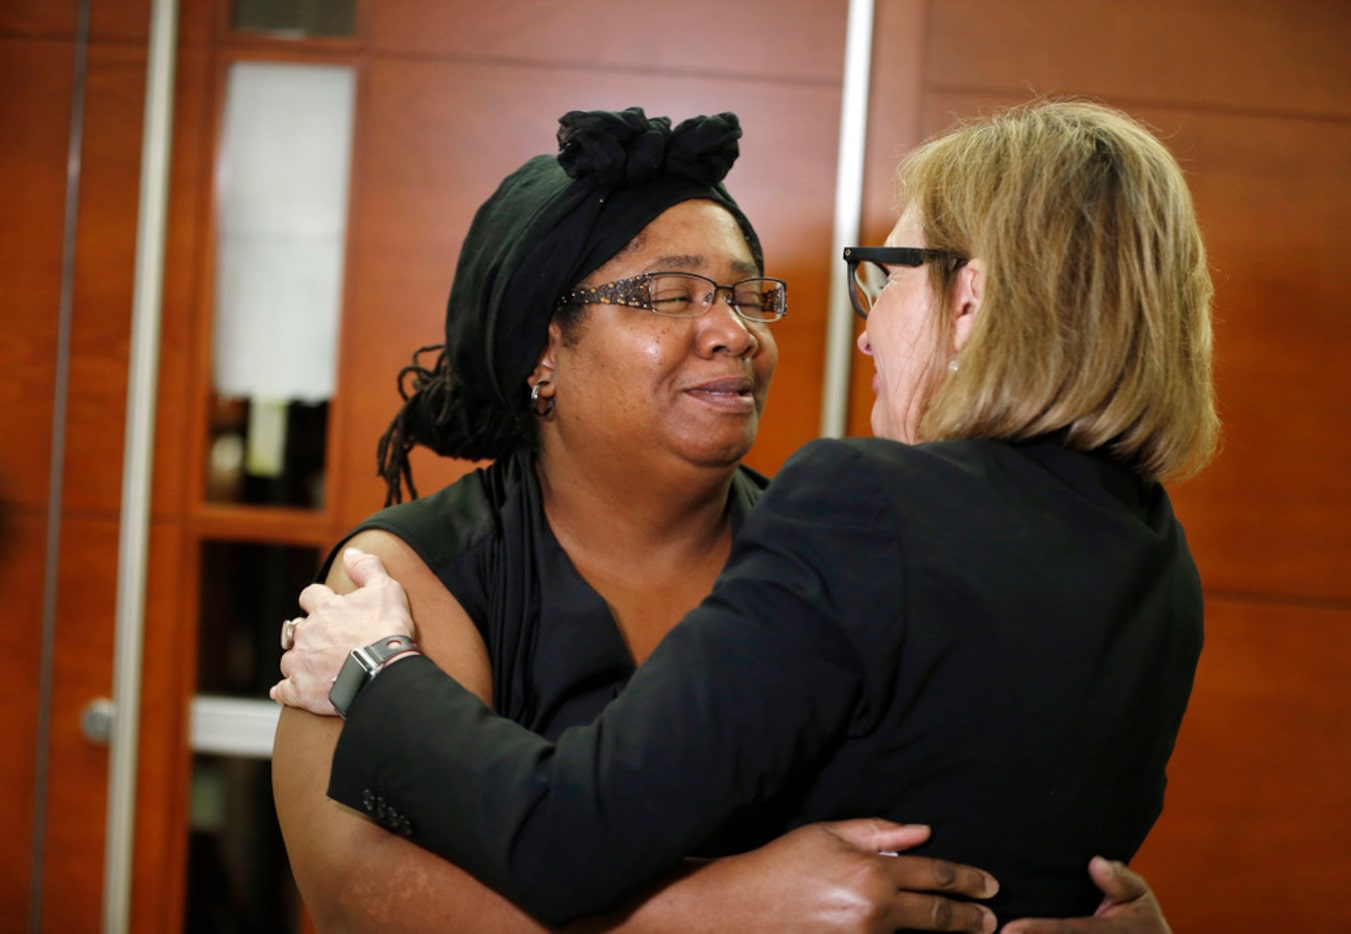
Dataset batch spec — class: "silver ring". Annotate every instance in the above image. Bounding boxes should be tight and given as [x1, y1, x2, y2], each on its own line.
[280, 618, 299, 651]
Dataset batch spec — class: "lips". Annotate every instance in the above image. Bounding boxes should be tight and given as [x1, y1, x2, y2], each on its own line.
[684, 375, 757, 412]
[688, 376, 754, 396]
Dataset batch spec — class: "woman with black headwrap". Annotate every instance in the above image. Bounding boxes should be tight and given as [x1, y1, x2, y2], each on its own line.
[272, 108, 1003, 932]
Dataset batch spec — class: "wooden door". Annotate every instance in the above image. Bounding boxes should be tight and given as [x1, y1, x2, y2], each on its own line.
[1, 1, 188, 928]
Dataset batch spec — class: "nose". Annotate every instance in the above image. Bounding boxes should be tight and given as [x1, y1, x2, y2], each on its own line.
[856, 329, 873, 356]
[697, 293, 759, 358]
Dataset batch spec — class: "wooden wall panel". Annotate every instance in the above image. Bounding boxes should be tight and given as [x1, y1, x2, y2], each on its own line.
[0, 37, 69, 511]
[334, 58, 843, 527]
[1, 10, 209, 930]
[38, 516, 119, 931]
[1133, 598, 1351, 929]
[368, 0, 847, 84]
[62, 42, 145, 515]
[0, 24, 74, 934]
[924, 0, 1351, 120]
[131, 519, 195, 933]
[1160, 110, 1351, 602]
[149, 44, 212, 520]
[0, 0, 156, 42]
[0, 1, 77, 35]
[0, 512, 47, 919]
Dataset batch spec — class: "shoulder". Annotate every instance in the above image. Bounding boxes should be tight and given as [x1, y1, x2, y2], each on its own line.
[779, 435, 1073, 493]
[770, 436, 984, 502]
[732, 439, 911, 561]
[352, 452, 535, 570]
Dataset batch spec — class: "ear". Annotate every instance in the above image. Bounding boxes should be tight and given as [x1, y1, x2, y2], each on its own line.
[528, 320, 562, 389]
[951, 259, 984, 353]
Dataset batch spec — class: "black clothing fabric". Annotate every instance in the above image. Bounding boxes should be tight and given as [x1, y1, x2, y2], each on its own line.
[329, 436, 1203, 926]
[318, 447, 768, 739]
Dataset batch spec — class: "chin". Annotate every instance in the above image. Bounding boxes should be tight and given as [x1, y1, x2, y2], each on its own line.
[683, 433, 755, 469]
[869, 406, 887, 440]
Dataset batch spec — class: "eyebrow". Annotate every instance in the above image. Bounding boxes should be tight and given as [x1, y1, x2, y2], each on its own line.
[643, 254, 760, 278]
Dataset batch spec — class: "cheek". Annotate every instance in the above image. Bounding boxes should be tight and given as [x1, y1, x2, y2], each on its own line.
[603, 320, 689, 393]
[753, 328, 779, 385]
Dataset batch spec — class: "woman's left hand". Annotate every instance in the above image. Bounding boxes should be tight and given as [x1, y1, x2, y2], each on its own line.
[680, 820, 999, 933]
[270, 548, 416, 715]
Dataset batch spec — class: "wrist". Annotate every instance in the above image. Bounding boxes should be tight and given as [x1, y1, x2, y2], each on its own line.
[329, 634, 421, 718]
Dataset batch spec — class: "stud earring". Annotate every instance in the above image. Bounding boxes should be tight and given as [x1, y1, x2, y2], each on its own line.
[947, 357, 959, 373]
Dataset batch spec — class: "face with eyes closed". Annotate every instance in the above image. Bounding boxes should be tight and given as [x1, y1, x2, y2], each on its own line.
[533, 198, 778, 473]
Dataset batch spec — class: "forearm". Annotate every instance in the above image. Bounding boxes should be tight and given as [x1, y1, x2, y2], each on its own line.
[311, 829, 551, 933]
[330, 615, 860, 924]
[570, 858, 796, 934]
[274, 707, 548, 933]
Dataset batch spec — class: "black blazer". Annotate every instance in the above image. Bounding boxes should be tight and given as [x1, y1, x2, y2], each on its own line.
[329, 436, 1203, 927]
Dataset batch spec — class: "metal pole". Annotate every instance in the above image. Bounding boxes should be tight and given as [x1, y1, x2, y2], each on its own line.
[820, 0, 875, 438]
[31, 0, 91, 927]
[104, 0, 179, 930]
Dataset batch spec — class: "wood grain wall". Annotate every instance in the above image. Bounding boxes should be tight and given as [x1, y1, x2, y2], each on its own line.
[3, 0, 1348, 929]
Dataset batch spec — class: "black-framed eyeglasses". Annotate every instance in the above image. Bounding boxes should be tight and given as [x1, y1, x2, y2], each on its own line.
[559, 271, 788, 323]
[842, 246, 967, 319]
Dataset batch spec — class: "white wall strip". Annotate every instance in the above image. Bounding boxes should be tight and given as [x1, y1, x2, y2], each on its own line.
[189, 697, 283, 759]
[103, 1, 179, 931]
[820, 0, 875, 438]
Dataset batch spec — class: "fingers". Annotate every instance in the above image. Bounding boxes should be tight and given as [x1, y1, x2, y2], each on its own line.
[826, 817, 932, 854]
[343, 547, 391, 587]
[298, 582, 335, 614]
[880, 853, 998, 902]
[270, 670, 339, 717]
[1001, 919, 1076, 933]
[1086, 855, 1147, 902]
[887, 890, 997, 934]
[1000, 917, 1122, 933]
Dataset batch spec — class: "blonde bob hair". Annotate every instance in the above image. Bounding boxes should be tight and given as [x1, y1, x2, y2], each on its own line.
[906, 99, 1219, 482]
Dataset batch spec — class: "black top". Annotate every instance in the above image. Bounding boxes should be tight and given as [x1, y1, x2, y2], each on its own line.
[318, 447, 769, 739]
[328, 437, 1203, 927]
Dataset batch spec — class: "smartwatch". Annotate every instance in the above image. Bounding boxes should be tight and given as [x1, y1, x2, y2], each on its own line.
[328, 634, 420, 719]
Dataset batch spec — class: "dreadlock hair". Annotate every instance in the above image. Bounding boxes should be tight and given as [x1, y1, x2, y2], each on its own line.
[375, 301, 589, 507]
[375, 344, 535, 506]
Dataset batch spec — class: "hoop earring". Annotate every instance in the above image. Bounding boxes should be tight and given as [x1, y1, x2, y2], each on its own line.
[530, 380, 556, 417]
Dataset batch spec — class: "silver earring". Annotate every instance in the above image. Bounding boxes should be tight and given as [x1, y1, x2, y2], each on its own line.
[530, 380, 555, 417]
[947, 357, 959, 373]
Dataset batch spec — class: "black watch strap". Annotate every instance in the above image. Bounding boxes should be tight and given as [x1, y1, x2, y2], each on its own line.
[329, 634, 419, 719]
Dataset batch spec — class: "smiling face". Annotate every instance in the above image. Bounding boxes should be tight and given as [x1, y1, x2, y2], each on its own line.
[536, 198, 778, 472]
[855, 209, 946, 442]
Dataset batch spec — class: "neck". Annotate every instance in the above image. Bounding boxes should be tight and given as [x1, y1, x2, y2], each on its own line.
[534, 444, 739, 576]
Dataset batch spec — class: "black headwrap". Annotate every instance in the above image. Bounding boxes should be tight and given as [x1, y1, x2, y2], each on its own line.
[444, 107, 763, 414]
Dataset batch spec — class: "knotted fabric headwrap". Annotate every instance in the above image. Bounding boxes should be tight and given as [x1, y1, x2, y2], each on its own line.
[443, 107, 764, 415]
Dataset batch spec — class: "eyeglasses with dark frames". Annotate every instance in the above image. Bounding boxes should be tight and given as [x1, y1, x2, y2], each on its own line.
[842, 246, 968, 319]
[559, 271, 788, 323]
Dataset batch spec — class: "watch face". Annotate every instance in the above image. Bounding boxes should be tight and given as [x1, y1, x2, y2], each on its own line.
[327, 636, 418, 718]
[329, 652, 370, 719]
